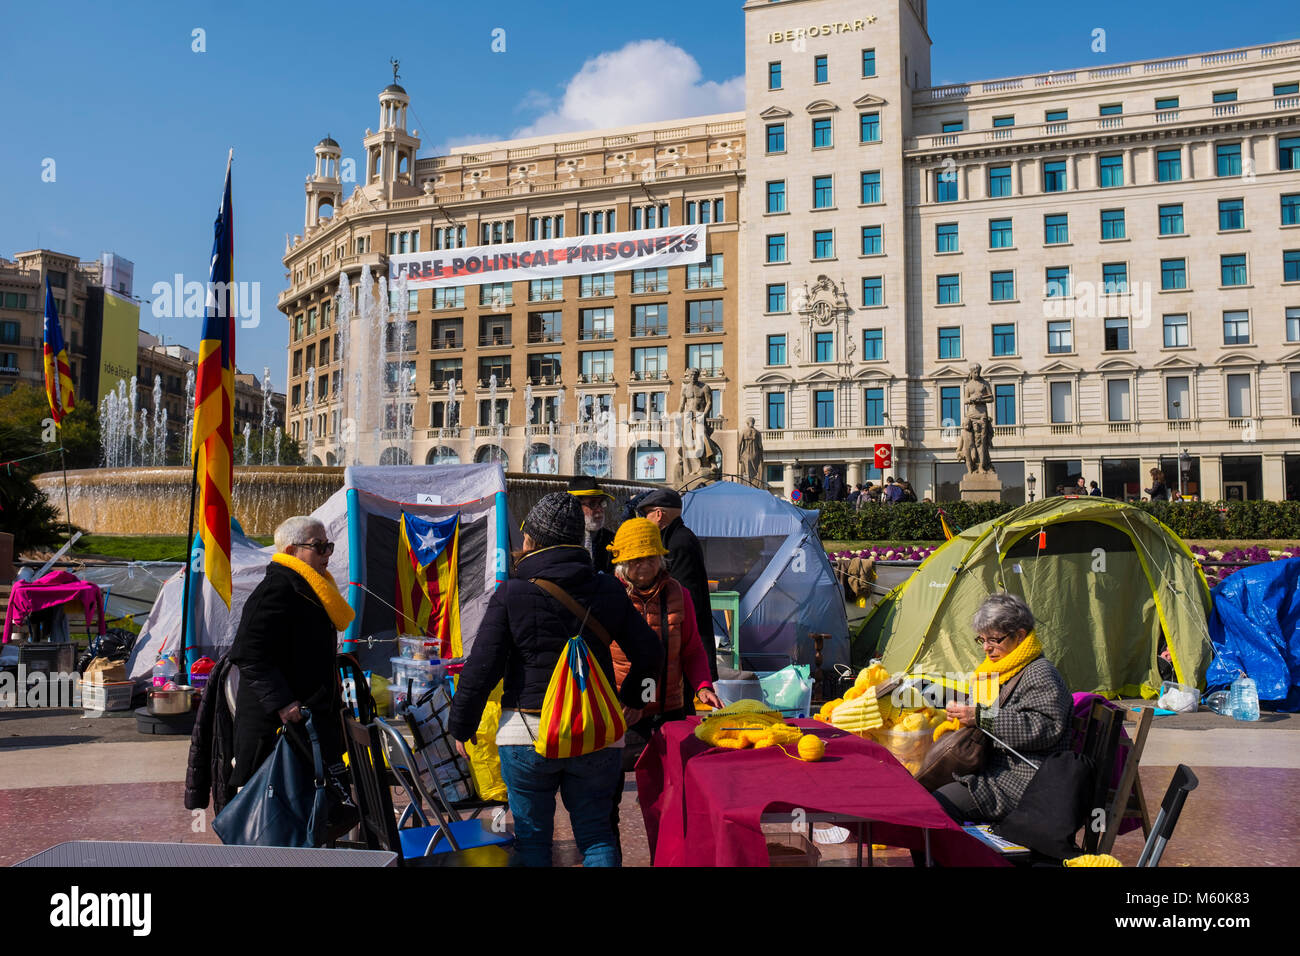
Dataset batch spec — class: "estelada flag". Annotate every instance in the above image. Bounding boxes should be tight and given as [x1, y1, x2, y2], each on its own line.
[192, 152, 235, 607]
[42, 278, 75, 424]
[396, 512, 463, 658]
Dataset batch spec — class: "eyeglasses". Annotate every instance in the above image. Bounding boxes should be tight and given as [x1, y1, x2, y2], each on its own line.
[975, 632, 1013, 648]
[294, 540, 334, 556]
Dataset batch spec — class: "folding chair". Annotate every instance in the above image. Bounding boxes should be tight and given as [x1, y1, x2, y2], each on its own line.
[1136, 764, 1198, 867]
[1075, 700, 1124, 854]
[1097, 706, 1153, 855]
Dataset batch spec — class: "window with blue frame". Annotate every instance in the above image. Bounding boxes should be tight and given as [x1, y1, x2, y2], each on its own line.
[1220, 254, 1247, 286]
[936, 222, 958, 252]
[767, 283, 787, 312]
[860, 112, 880, 143]
[942, 121, 964, 133]
[1280, 136, 1300, 171]
[862, 49, 876, 77]
[989, 218, 1013, 249]
[864, 388, 885, 427]
[1045, 109, 1068, 125]
[1100, 103, 1123, 116]
[938, 327, 962, 359]
[768, 62, 782, 90]
[1285, 250, 1300, 282]
[766, 392, 786, 429]
[815, 331, 834, 362]
[988, 165, 1011, 197]
[861, 225, 882, 255]
[935, 171, 957, 203]
[862, 328, 883, 360]
[815, 390, 835, 428]
[1099, 154, 1124, 188]
[812, 118, 833, 148]
[1276, 82, 1300, 96]
[766, 123, 785, 153]
[861, 170, 881, 204]
[1101, 208, 1126, 240]
[814, 54, 828, 83]
[1213, 90, 1237, 103]
[1044, 214, 1068, 244]
[992, 324, 1016, 356]
[1103, 262, 1128, 294]
[813, 175, 833, 208]
[1048, 320, 1073, 353]
[1043, 160, 1067, 192]
[991, 271, 1015, 301]
[862, 276, 883, 306]
[1163, 313, 1189, 348]
[1284, 193, 1300, 226]
[767, 334, 787, 366]
[1159, 203, 1184, 235]
[813, 230, 834, 259]
[1288, 307, 1300, 342]
[937, 274, 960, 304]
[940, 386, 961, 426]
[1161, 258, 1187, 290]
[1218, 199, 1244, 230]
[766, 180, 786, 213]
[995, 384, 1016, 424]
[1156, 96, 1179, 110]
[1046, 267, 1071, 297]
[1216, 143, 1241, 177]
[1223, 310, 1250, 345]
[993, 115, 1015, 128]
[1157, 149, 1182, 182]
[766, 234, 786, 262]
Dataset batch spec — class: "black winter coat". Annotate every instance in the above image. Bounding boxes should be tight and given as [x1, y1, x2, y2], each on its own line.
[184, 654, 236, 812]
[228, 562, 344, 787]
[660, 517, 717, 681]
[824, 473, 845, 502]
[587, 526, 615, 575]
[448, 545, 663, 742]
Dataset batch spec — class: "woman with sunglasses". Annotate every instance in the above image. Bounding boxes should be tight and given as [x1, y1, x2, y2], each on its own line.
[934, 593, 1072, 824]
[228, 515, 357, 835]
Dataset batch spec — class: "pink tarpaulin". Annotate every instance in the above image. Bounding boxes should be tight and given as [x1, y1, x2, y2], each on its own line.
[636, 718, 1009, 867]
[2, 571, 106, 644]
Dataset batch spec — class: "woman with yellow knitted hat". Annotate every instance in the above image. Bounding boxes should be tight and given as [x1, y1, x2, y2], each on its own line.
[935, 593, 1072, 825]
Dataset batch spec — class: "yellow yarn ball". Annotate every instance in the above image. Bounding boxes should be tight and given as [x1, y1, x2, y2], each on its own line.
[797, 734, 826, 762]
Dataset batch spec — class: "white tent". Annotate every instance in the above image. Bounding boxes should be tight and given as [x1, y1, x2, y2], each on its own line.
[127, 463, 509, 682]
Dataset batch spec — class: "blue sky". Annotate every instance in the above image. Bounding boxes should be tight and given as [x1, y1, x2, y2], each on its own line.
[1, 0, 1296, 392]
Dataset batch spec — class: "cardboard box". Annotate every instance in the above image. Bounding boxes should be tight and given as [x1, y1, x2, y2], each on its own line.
[84, 658, 127, 684]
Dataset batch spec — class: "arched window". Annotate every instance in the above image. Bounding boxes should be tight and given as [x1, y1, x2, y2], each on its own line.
[526, 443, 558, 475]
[379, 447, 410, 465]
[426, 446, 460, 465]
[576, 441, 611, 478]
[631, 441, 666, 482]
[475, 444, 508, 469]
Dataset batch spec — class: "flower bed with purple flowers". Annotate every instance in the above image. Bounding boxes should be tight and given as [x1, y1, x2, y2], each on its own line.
[1190, 544, 1300, 586]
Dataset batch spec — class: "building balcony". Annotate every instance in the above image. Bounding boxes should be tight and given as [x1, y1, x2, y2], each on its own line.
[478, 334, 512, 347]
[526, 331, 563, 345]
[577, 372, 615, 384]
[578, 330, 615, 342]
[699, 367, 725, 380]
[631, 369, 669, 381]
[631, 327, 667, 338]
[685, 322, 724, 335]
[424, 426, 462, 439]
[525, 375, 562, 387]
[476, 377, 512, 389]
[763, 426, 902, 444]
[429, 336, 464, 351]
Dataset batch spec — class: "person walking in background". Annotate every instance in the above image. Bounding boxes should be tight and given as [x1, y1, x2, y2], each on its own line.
[448, 493, 662, 867]
[638, 489, 718, 682]
[823, 465, 844, 502]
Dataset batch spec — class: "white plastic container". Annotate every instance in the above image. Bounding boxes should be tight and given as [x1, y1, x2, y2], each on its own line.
[398, 636, 441, 661]
[713, 679, 763, 707]
[1156, 680, 1199, 714]
[390, 656, 446, 686]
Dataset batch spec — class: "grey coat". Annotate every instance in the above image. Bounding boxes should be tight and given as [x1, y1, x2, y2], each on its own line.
[958, 656, 1072, 821]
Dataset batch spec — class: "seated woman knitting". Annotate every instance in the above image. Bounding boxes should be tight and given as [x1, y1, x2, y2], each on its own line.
[936, 593, 1073, 824]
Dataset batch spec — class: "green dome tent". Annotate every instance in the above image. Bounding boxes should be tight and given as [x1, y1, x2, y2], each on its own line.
[854, 498, 1212, 698]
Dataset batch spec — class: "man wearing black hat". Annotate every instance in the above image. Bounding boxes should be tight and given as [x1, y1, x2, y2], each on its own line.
[568, 476, 615, 574]
[638, 488, 717, 682]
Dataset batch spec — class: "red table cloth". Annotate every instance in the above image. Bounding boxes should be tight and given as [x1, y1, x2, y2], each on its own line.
[2, 571, 106, 644]
[636, 718, 1009, 867]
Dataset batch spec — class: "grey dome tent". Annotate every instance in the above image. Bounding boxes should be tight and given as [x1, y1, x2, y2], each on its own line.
[681, 482, 848, 673]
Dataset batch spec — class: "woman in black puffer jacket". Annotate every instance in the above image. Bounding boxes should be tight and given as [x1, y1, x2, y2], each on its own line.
[449, 493, 662, 867]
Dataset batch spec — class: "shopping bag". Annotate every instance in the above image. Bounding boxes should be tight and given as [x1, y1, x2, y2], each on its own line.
[212, 708, 329, 848]
[464, 682, 509, 802]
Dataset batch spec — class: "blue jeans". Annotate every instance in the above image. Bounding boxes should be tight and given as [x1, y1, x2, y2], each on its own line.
[497, 744, 624, 867]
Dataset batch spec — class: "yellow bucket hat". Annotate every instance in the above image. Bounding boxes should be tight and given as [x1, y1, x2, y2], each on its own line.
[606, 517, 669, 564]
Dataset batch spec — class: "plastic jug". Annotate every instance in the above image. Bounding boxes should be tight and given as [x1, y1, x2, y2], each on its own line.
[152, 654, 178, 689]
[1230, 672, 1259, 722]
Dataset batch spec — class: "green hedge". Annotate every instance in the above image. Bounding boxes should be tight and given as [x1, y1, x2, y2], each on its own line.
[807, 499, 1300, 542]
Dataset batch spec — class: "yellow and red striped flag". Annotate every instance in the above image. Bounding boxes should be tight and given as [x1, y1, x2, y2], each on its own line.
[396, 512, 463, 658]
[939, 510, 954, 541]
[192, 153, 236, 607]
[42, 278, 75, 424]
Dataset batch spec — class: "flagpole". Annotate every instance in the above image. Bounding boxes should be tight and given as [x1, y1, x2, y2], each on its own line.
[178, 455, 199, 684]
[58, 444, 73, 543]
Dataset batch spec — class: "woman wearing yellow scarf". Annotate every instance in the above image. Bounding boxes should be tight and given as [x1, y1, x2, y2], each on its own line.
[936, 593, 1073, 824]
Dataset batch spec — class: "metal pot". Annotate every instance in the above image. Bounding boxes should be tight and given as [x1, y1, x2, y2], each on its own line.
[148, 686, 195, 715]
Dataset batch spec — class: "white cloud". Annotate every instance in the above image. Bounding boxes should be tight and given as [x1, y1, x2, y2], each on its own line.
[432, 132, 507, 155]
[513, 39, 744, 138]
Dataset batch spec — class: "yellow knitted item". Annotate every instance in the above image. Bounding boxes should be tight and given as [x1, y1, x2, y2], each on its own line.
[271, 552, 356, 631]
[1063, 854, 1123, 867]
[970, 631, 1042, 706]
[606, 517, 669, 564]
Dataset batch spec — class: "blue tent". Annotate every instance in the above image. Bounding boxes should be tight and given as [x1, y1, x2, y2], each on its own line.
[1206, 556, 1300, 711]
[681, 482, 848, 673]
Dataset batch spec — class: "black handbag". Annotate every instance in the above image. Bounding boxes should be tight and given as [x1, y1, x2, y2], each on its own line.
[914, 670, 1026, 791]
[995, 750, 1096, 860]
[213, 707, 330, 848]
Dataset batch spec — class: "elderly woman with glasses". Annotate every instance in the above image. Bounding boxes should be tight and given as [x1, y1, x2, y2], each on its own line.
[934, 593, 1072, 824]
[229, 515, 356, 827]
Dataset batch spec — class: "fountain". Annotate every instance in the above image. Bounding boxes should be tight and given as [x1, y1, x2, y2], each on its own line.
[304, 364, 316, 463]
[261, 365, 273, 466]
[243, 422, 252, 466]
[182, 369, 195, 466]
[151, 375, 164, 466]
[274, 426, 282, 467]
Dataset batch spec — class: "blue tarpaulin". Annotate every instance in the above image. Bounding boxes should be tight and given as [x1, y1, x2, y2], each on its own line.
[1206, 556, 1300, 711]
[681, 483, 848, 672]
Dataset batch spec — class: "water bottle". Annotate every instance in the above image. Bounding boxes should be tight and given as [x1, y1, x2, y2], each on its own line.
[1230, 672, 1259, 722]
[153, 654, 178, 689]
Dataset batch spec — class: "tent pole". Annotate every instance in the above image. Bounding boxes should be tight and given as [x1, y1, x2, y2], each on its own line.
[178, 457, 199, 683]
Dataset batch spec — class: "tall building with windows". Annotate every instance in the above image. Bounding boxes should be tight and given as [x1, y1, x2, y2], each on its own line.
[0, 250, 100, 399]
[743, 0, 1300, 501]
[281, 83, 743, 479]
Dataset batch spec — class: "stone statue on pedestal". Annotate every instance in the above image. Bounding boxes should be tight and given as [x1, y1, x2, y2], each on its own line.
[678, 368, 720, 483]
[956, 363, 996, 475]
[738, 417, 763, 484]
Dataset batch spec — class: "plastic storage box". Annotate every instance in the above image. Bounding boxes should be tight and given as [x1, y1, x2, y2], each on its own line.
[397, 636, 442, 661]
[390, 657, 446, 686]
[1157, 680, 1199, 713]
[80, 679, 135, 712]
[867, 727, 935, 775]
[713, 679, 763, 706]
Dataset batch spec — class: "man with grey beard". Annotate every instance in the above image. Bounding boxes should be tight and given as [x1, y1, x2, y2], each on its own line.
[569, 475, 615, 574]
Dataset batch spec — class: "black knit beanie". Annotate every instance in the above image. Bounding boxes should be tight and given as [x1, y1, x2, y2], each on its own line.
[522, 492, 585, 548]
